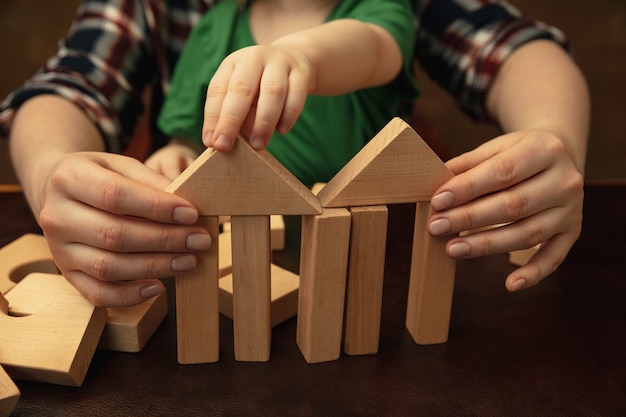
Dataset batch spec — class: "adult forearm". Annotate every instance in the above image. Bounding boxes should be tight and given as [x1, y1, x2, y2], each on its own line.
[9, 95, 105, 216]
[486, 40, 590, 173]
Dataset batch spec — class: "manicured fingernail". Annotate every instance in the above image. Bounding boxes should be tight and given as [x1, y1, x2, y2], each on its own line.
[429, 218, 451, 236]
[509, 278, 528, 292]
[214, 134, 230, 150]
[140, 284, 163, 299]
[431, 191, 455, 211]
[173, 207, 198, 224]
[172, 255, 197, 272]
[186, 233, 212, 251]
[448, 241, 471, 258]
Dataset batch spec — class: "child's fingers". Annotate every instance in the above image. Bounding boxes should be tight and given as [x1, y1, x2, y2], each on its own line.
[277, 69, 310, 135]
[204, 57, 263, 151]
[249, 61, 289, 150]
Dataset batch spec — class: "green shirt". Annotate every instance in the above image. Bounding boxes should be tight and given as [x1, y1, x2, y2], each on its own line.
[158, 0, 418, 185]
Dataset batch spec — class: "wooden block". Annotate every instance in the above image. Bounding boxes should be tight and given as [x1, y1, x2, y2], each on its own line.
[405, 202, 457, 344]
[175, 216, 220, 364]
[219, 263, 299, 327]
[5, 272, 167, 353]
[0, 363, 19, 417]
[0, 233, 57, 294]
[219, 230, 233, 278]
[166, 138, 321, 216]
[297, 208, 351, 363]
[0, 280, 107, 386]
[98, 292, 167, 352]
[343, 206, 388, 355]
[230, 215, 272, 362]
[318, 118, 453, 207]
[270, 215, 285, 250]
[509, 245, 540, 266]
[0, 293, 6, 315]
[221, 215, 285, 251]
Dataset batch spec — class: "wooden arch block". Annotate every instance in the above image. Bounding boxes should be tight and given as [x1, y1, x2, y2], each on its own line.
[166, 138, 321, 363]
[0, 280, 106, 387]
[317, 117, 456, 347]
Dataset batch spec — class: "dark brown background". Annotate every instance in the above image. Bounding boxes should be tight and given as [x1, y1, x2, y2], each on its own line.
[1, 0, 625, 182]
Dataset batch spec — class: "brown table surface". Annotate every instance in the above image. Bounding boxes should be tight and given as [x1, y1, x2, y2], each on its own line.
[2, 184, 625, 417]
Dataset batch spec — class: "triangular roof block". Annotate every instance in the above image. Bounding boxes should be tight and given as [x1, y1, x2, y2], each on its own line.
[166, 137, 321, 215]
[317, 118, 454, 208]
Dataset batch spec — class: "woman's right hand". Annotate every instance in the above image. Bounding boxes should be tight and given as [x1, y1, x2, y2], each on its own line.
[37, 151, 212, 307]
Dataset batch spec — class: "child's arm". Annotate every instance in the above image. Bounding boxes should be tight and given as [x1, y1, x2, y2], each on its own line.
[202, 19, 403, 152]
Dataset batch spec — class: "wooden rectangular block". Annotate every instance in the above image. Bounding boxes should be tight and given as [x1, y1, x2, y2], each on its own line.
[343, 206, 388, 355]
[230, 215, 272, 362]
[221, 215, 285, 251]
[219, 263, 299, 327]
[176, 216, 220, 364]
[98, 292, 168, 352]
[297, 208, 351, 363]
[405, 202, 456, 344]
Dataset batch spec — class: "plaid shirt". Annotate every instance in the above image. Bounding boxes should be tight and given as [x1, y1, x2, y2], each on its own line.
[0, 0, 567, 153]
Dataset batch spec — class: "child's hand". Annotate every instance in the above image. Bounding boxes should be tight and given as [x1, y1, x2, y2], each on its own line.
[145, 141, 201, 180]
[202, 44, 315, 152]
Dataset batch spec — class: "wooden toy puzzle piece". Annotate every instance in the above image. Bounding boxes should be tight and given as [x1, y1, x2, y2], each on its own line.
[0, 278, 107, 386]
[0, 233, 58, 294]
[0, 235, 168, 353]
[297, 208, 351, 364]
[219, 263, 299, 327]
[0, 363, 19, 417]
[317, 117, 454, 207]
[343, 206, 388, 355]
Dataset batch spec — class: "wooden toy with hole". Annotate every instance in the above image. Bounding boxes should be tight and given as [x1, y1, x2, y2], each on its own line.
[0, 233, 168, 353]
[0, 279, 107, 387]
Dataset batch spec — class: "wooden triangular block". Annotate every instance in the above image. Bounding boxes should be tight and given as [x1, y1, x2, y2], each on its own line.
[318, 117, 453, 207]
[166, 138, 321, 215]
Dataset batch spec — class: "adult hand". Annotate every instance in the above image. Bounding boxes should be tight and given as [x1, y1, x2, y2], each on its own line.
[37, 152, 212, 307]
[427, 129, 584, 292]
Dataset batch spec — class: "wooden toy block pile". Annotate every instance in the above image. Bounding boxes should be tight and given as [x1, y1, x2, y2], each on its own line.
[166, 117, 458, 364]
[0, 234, 169, 415]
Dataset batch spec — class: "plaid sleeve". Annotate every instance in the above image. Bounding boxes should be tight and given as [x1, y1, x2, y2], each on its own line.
[413, 0, 569, 122]
[0, 0, 156, 152]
